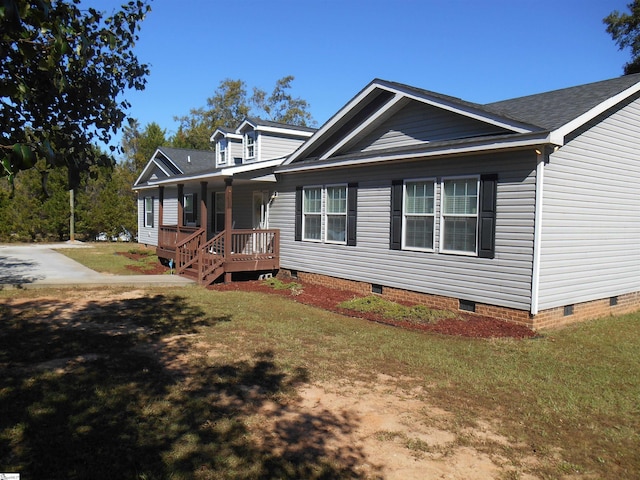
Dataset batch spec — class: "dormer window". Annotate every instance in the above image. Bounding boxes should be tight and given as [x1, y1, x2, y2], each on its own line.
[245, 132, 255, 159]
[217, 139, 227, 165]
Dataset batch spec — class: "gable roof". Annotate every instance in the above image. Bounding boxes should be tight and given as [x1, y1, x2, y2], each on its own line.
[484, 73, 640, 131]
[133, 147, 215, 188]
[281, 74, 640, 169]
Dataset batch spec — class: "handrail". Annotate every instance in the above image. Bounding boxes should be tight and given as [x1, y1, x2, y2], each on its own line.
[176, 227, 205, 274]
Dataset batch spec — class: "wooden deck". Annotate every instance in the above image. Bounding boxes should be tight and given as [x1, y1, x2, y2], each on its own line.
[157, 226, 279, 285]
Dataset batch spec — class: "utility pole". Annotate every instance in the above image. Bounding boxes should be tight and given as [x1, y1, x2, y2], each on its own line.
[69, 188, 75, 242]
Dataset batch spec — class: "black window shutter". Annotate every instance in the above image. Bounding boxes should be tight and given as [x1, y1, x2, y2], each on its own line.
[390, 180, 403, 250]
[193, 193, 198, 226]
[347, 183, 358, 246]
[478, 174, 498, 258]
[211, 192, 216, 230]
[295, 186, 302, 241]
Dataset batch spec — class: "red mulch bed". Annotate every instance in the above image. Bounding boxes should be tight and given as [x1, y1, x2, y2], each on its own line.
[116, 252, 170, 275]
[209, 279, 536, 339]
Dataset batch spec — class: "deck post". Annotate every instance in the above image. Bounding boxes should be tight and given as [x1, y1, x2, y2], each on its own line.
[177, 184, 184, 228]
[200, 181, 208, 234]
[158, 186, 164, 228]
[224, 177, 233, 283]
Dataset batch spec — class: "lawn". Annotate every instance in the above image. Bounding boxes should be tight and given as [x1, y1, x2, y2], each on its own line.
[57, 242, 167, 275]
[0, 284, 638, 479]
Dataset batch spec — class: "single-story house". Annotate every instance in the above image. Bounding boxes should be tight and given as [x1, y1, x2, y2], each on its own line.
[134, 74, 640, 329]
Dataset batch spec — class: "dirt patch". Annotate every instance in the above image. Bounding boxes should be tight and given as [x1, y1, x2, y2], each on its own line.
[210, 279, 535, 339]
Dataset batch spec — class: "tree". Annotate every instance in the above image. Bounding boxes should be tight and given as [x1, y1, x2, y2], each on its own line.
[173, 79, 250, 150]
[171, 76, 315, 150]
[122, 119, 167, 175]
[604, 1, 640, 75]
[251, 75, 315, 126]
[0, 0, 151, 186]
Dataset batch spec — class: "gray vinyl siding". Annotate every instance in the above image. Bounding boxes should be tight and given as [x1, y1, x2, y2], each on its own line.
[536, 98, 640, 310]
[229, 139, 243, 164]
[137, 190, 159, 246]
[270, 150, 537, 311]
[162, 187, 179, 226]
[351, 100, 509, 153]
[258, 133, 306, 161]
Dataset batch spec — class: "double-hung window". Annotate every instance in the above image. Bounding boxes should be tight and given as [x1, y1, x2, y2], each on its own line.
[217, 140, 227, 165]
[214, 191, 225, 232]
[325, 185, 347, 243]
[302, 187, 322, 241]
[403, 180, 435, 251]
[144, 197, 154, 228]
[441, 177, 479, 254]
[245, 133, 255, 159]
[183, 193, 197, 225]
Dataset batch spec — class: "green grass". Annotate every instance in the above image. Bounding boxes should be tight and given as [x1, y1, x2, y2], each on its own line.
[338, 295, 458, 324]
[57, 243, 165, 275]
[1, 284, 639, 479]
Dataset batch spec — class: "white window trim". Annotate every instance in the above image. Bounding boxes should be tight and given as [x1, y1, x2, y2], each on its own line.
[183, 193, 196, 226]
[144, 196, 154, 228]
[439, 175, 480, 256]
[401, 178, 436, 252]
[245, 132, 256, 160]
[324, 184, 348, 245]
[302, 185, 323, 242]
[217, 140, 227, 165]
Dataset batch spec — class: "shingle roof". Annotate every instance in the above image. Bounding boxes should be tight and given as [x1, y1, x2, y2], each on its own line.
[483, 73, 640, 130]
[156, 147, 215, 175]
[244, 116, 317, 133]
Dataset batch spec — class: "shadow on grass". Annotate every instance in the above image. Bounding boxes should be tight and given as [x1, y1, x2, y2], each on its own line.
[0, 294, 372, 479]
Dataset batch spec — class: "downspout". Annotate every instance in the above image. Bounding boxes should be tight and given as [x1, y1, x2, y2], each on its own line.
[530, 147, 549, 316]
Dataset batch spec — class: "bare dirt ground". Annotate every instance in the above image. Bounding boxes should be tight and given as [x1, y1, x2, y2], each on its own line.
[3, 288, 543, 479]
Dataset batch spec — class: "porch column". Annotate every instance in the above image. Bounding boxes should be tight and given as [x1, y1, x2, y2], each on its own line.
[200, 181, 208, 232]
[224, 177, 233, 283]
[177, 183, 184, 228]
[158, 186, 164, 228]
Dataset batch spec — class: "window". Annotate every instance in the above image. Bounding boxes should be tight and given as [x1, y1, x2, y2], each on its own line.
[391, 174, 497, 258]
[441, 177, 478, 254]
[326, 185, 347, 243]
[144, 197, 154, 228]
[302, 187, 322, 241]
[217, 140, 227, 165]
[403, 180, 435, 250]
[183, 193, 197, 225]
[296, 184, 357, 246]
[245, 133, 255, 159]
[214, 191, 225, 232]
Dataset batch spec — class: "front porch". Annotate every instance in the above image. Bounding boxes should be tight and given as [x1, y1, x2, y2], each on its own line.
[158, 225, 279, 285]
[155, 177, 279, 285]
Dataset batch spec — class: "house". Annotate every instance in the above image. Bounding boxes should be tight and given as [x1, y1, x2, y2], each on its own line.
[135, 74, 640, 329]
[133, 118, 315, 283]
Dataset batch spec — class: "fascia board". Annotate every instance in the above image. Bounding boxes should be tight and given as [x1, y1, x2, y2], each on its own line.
[134, 148, 173, 186]
[283, 81, 383, 165]
[256, 125, 314, 137]
[278, 133, 553, 174]
[552, 81, 640, 141]
[320, 94, 407, 160]
[144, 158, 285, 186]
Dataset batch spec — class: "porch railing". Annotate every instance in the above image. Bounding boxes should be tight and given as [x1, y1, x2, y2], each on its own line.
[158, 225, 200, 251]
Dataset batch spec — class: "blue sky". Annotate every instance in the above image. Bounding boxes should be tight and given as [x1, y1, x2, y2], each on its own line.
[98, 0, 632, 145]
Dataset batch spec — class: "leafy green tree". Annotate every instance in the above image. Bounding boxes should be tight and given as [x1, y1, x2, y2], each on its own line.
[76, 161, 137, 239]
[171, 76, 315, 150]
[604, 1, 640, 74]
[0, 0, 151, 185]
[122, 119, 168, 175]
[252, 75, 315, 126]
[173, 79, 250, 150]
